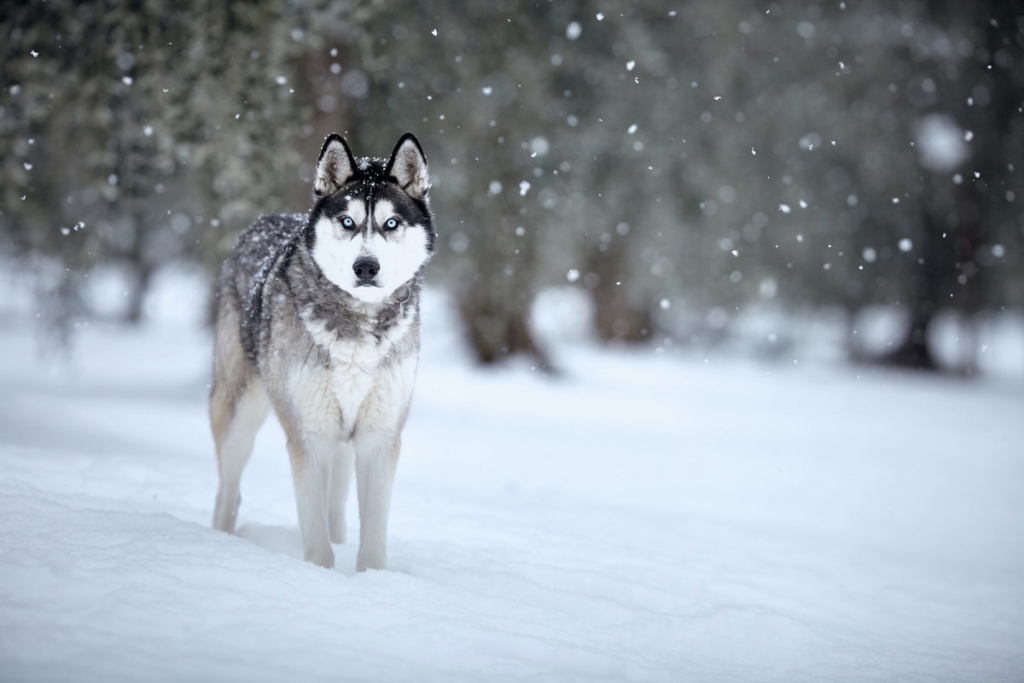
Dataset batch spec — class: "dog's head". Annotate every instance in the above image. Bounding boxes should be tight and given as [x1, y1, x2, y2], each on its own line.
[308, 133, 435, 304]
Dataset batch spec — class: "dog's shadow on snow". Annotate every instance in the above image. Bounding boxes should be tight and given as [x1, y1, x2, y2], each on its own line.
[234, 523, 414, 576]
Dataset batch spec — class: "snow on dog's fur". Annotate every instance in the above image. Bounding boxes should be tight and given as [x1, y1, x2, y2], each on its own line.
[210, 133, 434, 570]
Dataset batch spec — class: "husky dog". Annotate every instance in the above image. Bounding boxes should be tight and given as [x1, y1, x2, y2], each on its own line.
[210, 133, 434, 571]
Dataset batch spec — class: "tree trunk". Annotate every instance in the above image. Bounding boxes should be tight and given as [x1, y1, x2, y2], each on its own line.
[455, 179, 552, 371]
[124, 262, 154, 325]
[586, 238, 652, 345]
[881, 307, 939, 370]
[457, 283, 552, 371]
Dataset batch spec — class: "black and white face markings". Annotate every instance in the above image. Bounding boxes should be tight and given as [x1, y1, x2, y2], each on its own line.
[309, 134, 434, 304]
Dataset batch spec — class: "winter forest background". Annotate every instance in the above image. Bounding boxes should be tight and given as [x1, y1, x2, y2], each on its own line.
[3, 0, 1022, 372]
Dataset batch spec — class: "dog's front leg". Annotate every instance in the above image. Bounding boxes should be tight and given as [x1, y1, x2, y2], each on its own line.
[353, 431, 400, 571]
[329, 441, 355, 544]
[287, 436, 336, 569]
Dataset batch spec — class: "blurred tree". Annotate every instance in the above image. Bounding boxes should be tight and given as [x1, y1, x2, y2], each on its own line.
[2, 1, 188, 324]
[853, 0, 1024, 371]
[0, 1, 353, 326]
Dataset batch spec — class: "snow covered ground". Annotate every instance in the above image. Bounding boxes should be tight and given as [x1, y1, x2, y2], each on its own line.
[1, 282, 1022, 682]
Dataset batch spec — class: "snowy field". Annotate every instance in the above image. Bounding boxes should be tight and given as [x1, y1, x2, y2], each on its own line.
[1, 278, 1023, 682]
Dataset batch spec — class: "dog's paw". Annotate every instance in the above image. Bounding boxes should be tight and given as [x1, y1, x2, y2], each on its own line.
[355, 548, 386, 572]
[305, 546, 336, 569]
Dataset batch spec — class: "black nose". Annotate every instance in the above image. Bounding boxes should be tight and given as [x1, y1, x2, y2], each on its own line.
[353, 257, 380, 281]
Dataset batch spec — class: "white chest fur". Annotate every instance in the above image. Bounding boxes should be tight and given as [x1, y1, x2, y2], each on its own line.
[298, 304, 415, 436]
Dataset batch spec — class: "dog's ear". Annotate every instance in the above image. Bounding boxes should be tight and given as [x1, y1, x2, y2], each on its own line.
[315, 134, 357, 197]
[385, 133, 430, 201]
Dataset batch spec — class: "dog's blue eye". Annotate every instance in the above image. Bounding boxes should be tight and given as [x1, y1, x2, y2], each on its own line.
[341, 216, 355, 229]
[384, 218, 399, 230]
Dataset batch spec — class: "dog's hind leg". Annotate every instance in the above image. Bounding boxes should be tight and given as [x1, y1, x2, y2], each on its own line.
[210, 297, 271, 534]
[329, 441, 355, 544]
[211, 375, 269, 534]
